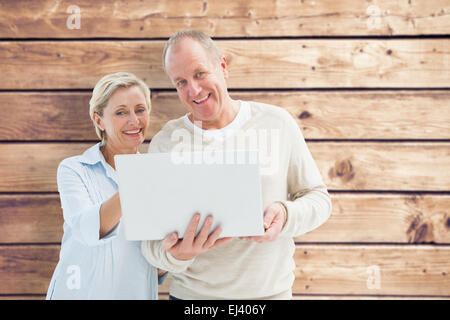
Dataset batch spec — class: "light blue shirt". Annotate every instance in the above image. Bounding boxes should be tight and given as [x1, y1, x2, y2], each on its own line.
[46, 143, 164, 299]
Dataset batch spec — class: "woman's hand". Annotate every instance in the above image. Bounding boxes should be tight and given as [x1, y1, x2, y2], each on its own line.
[162, 213, 232, 261]
[99, 192, 122, 239]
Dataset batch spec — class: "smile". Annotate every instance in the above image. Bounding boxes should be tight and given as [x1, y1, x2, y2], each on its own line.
[193, 93, 210, 104]
[123, 128, 142, 135]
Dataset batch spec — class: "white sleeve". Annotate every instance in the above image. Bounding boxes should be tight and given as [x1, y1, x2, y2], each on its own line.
[57, 162, 118, 246]
[141, 240, 195, 273]
[279, 116, 332, 238]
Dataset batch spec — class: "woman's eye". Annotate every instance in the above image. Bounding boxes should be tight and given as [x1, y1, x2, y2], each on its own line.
[136, 108, 146, 113]
[116, 111, 125, 116]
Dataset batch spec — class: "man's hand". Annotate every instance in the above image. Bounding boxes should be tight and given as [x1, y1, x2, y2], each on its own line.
[162, 213, 232, 261]
[240, 202, 287, 243]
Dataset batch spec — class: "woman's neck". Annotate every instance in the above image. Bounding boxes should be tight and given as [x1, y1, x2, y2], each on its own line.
[100, 144, 138, 170]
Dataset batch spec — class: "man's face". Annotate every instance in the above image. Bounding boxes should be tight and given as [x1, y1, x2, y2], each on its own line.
[165, 38, 229, 129]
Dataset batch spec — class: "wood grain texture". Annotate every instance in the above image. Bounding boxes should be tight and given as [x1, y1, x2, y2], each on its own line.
[2, 90, 449, 141]
[310, 142, 450, 191]
[0, 143, 149, 192]
[292, 245, 450, 296]
[0, 92, 96, 141]
[0, 0, 449, 38]
[0, 195, 63, 244]
[295, 194, 450, 244]
[0, 39, 448, 89]
[156, 245, 450, 296]
[0, 143, 90, 192]
[151, 90, 450, 140]
[0, 194, 448, 244]
[0, 245, 59, 294]
[2, 244, 448, 296]
[0, 295, 46, 300]
[0, 142, 448, 192]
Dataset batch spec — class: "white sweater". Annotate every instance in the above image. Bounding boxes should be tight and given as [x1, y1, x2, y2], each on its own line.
[141, 101, 332, 299]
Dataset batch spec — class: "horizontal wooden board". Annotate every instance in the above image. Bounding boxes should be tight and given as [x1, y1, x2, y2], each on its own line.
[151, 90, 450, 140]
[311, 142, 450, 191]
[159, 282, 450, 300]
[0, 142, 448, 192]
[0, 295, 45, 300]
[156, 245, 450, 296]
[0, 92, 95, 141]
[0, 195, 63, 244]
[0, 245, 59, 294]
[1, 244, 448, 296]
[0, 40, 448, 89]
[292, 245, 450, 296]
[296, 194, 450, 244]
[1, 194, 448, 244]
[2, 90, 449, 141]
[0, 0, 449, 37]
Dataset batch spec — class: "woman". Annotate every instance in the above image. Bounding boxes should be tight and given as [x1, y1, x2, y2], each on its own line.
[46, 72, 164, 299]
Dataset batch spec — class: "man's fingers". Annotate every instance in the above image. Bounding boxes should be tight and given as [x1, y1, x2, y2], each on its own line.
[210, 236, 233, 249]
[240, 221, 281, 243]
[263, 206, 278, 229]
[182, 213, 201, 244]
[162, 232, 179, 251]
[194, 215, 213, 246]
[203, 226, 224, 248]
[261, 226, 278, 242]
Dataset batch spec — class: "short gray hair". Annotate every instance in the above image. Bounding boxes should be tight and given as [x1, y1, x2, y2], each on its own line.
[162, 29, 223, 72]
[89, 72, 151, 145]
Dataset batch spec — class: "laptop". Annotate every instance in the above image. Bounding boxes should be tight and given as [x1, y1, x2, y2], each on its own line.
[114, 150, 264, 241]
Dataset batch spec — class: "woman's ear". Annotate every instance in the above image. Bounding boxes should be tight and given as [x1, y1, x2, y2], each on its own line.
[92, 112, 104, 132]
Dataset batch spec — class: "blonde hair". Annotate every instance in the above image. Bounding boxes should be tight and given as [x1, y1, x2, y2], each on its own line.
[89, 72, 151, 145]
[162, 29, 223, 72]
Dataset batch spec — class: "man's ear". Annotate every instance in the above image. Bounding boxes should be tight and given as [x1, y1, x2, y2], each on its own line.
[220, 56, 229, 79]
[92, 112, 104, 132]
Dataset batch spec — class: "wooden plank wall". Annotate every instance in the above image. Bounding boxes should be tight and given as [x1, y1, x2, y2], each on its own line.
[0, 0, 449, 299]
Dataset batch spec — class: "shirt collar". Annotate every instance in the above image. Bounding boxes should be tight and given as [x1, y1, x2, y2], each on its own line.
[79, 142, 104, 165]
[79, 143, 118, 183]
[183, 100, 251, 141]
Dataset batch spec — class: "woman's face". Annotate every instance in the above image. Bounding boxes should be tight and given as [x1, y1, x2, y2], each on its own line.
[94, 85, 150, 154]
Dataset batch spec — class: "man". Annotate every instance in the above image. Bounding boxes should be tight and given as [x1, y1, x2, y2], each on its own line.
[141, 30, 331, 300]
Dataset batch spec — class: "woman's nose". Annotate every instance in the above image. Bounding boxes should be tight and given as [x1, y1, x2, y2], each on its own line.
[128, 111, 139, 124]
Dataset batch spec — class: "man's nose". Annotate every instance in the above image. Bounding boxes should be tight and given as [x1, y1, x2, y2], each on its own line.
[188, 81, 201, 97]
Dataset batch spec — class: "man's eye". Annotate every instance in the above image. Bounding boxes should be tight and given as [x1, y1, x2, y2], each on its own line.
[177, 80, 186, 87]
[196, 72, 204, 77]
